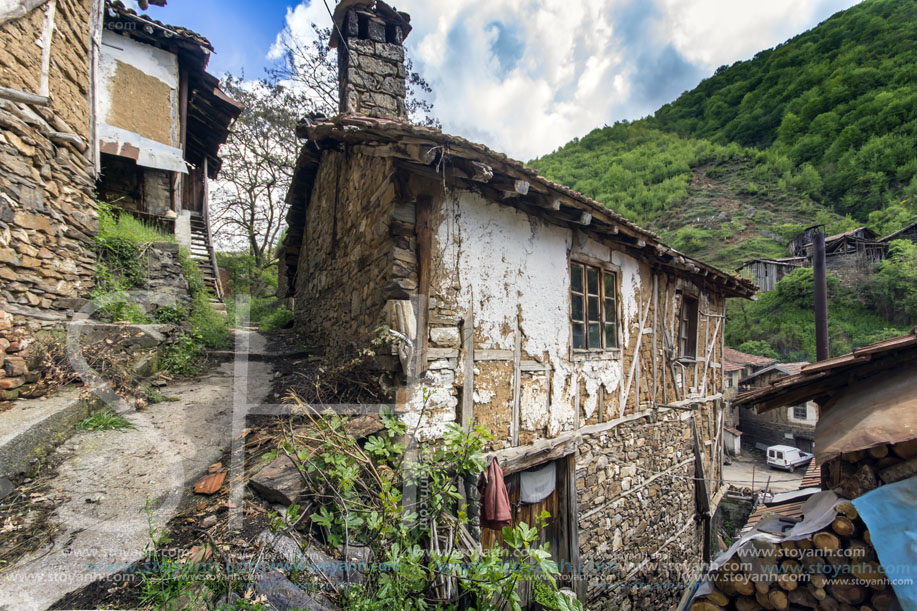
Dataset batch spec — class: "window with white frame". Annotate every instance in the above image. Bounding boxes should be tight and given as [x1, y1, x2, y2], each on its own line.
[570, 262, 617, 351]
[793, 404, 808, 420]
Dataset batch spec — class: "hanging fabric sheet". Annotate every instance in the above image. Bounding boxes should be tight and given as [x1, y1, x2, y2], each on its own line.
[520, 461, 556, 504]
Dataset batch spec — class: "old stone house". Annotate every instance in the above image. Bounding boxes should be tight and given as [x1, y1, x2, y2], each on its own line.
[0, 0, 237, 397]
[738, 362, 817, 453]
[277, 2, 758, 608]
[736, 257, 805, 293]
[722, 347, 776, 455]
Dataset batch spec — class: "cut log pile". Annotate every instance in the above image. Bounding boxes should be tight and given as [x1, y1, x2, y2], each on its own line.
[823, 440, 917, 499]
[690, 501, 902, 611]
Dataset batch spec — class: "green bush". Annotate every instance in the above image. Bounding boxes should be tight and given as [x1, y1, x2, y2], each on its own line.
[735, 340, 779, 360]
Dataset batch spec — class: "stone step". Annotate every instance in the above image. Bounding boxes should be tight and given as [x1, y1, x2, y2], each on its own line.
[0, 389, 103, 489]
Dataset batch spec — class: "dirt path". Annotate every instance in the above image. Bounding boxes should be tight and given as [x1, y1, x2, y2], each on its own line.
[0, 333, 273, 611]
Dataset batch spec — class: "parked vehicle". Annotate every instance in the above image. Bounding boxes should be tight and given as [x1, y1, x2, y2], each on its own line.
[766, 445, 813, 472]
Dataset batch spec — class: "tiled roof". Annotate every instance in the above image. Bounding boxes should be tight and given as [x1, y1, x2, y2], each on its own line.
[735, 328, 917, 411]
[106, 1, 213, 51]
[724, 347, 777, 369]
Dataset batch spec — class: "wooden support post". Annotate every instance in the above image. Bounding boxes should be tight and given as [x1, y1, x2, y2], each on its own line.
[511, 317, 522, 447]
[693, 417, 712, 564]
[414, 195, 433, 376]
[621, 295, 652, 417]
[461, 302, 474, 433]
[652, 274, 658, 405]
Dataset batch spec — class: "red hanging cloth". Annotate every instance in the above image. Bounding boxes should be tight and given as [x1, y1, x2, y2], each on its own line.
[480, 458, 512, 530]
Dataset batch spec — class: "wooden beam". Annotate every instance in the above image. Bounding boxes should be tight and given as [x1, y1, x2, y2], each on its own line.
[492, 176, 530, 196]
[474, 349, 514, 361]
[0, 85, 50, 106]
[354, 143, 439, 165]
[414, 195, 434, 375]
[578, 212, 592, 226]
[427, 348, 459, 360]
[469, 161, 493, 182]
[511, 319, 522, 447]
[462, 303, 474, 433]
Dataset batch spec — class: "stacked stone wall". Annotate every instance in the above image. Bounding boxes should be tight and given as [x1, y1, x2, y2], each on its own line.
[0, 0, 98, 399]
[293, 150, 396, 352]
[339, 36, 407, 120]
[576, 413, 702, 609]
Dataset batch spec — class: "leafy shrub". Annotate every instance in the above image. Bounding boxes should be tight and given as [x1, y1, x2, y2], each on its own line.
[735, 340, 779, 360]
[258, 303, 293, 331]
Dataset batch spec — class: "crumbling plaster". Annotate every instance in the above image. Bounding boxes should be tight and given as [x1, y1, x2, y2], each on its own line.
[426, 189, 651, 440]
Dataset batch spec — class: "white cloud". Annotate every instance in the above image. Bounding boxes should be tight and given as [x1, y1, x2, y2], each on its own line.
[274, 0, 862, 161]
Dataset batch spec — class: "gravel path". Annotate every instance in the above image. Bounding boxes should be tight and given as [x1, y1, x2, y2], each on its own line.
[0, 331, 273, 611]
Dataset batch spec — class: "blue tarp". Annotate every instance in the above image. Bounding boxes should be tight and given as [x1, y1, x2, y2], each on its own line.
[852, 475, 917, 611]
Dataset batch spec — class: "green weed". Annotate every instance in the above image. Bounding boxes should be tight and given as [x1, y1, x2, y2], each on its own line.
[77, 409, 135, 432]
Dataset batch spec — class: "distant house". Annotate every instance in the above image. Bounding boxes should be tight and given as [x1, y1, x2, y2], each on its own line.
[736, 257, 806, 293]
[881, 221, 917, 245]
[722, 347, 776, 455]
[738, 362, 817, 452]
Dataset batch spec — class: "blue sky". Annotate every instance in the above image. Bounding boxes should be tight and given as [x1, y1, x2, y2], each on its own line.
[135, 0, 862, 160]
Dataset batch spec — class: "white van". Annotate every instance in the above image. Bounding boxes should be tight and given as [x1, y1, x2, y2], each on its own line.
[766, 445, 813, 472]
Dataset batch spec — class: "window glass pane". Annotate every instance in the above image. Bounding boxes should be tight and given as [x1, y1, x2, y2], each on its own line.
[604, 298, 615, 323]
[572, 323, 585, 349]
[605, 323, 616, 348]
[586, 268, 599, 295]
[587, 296, 600, 322]
[571, 264, 583, 293]
[603, 272, 614, 299]
[571, 293, 584, 321]
[588, 323, 601, 348]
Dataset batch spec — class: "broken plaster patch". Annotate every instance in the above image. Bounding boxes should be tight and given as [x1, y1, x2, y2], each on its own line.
[579, 358, 623, 421]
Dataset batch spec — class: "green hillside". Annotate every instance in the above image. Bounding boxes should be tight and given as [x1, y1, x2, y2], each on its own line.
[650, 0, 917, 221]
[529, 0, 917, 359]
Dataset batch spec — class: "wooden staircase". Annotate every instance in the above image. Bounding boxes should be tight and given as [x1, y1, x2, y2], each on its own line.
[188, 213, 224, 309]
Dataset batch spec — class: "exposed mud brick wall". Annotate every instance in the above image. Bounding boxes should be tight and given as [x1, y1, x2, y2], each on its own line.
[293, 150, 396, 351]
[576, 413, 701, 609]
[0, 0, 98, 395]
[49, 0, 92, 133]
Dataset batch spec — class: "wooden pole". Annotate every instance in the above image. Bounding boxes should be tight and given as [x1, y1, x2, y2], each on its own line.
[461, 301, 474, 433]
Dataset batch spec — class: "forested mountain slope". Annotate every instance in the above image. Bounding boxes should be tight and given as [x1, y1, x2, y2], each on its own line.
[529, 0, 917, 360]
[531, 0, 917, 267]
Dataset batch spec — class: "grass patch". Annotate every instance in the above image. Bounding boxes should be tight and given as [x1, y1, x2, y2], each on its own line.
[77, 409, 136, 432]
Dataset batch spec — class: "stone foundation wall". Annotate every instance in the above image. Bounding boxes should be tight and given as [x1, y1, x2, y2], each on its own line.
[0, 0, 98, 398]
[576, 412, 702, 609]
[293, 150, 397, 351]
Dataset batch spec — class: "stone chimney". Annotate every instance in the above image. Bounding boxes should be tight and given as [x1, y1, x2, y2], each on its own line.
[331, 1, 412, 121]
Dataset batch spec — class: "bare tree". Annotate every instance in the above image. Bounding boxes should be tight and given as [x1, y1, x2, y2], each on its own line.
[210, 77, 306, 295]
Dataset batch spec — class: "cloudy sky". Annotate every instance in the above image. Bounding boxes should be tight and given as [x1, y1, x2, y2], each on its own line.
[133, 0, 861, 161]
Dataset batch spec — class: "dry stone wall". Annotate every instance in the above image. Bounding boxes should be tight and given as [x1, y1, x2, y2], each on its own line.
[0, 0, 98, 399]
[293, 150, 397, 352]
[576, 413, 701, 609]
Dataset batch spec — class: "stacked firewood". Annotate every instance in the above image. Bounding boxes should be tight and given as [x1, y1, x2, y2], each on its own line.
[824, 439, 917, 499]
[690, 501, 901, 611]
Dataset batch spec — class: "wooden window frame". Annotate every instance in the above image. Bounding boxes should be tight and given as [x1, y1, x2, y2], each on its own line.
[569, 258, 619, 353]
[678, 293, 699, 359]
[792, 404, 808, 420]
